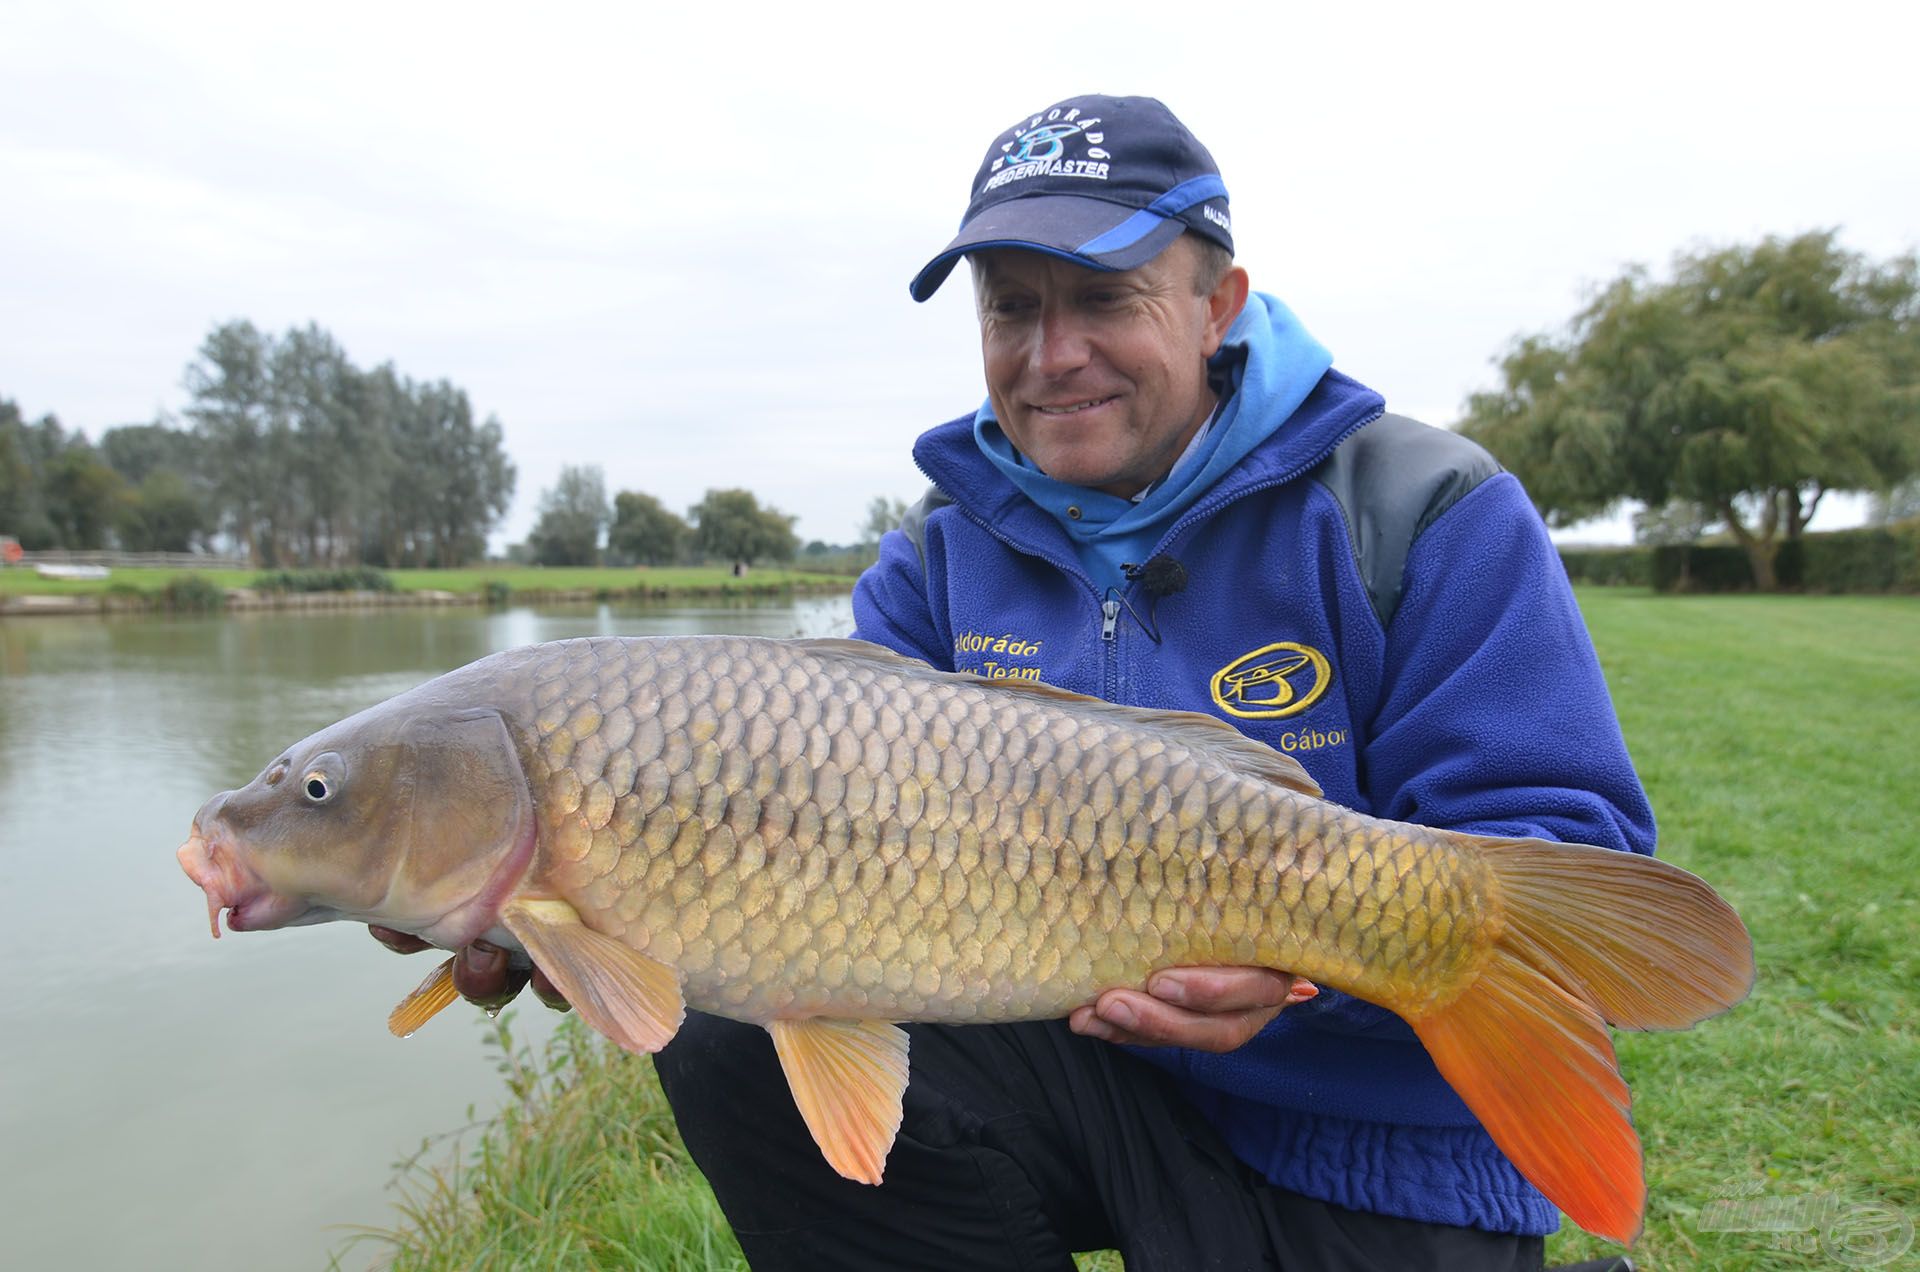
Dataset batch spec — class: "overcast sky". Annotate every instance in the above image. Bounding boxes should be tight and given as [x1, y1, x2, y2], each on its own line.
[6, 1, 1915, 549]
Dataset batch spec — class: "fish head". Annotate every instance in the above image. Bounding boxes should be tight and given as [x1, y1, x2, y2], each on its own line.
[178, 699, 535, 948]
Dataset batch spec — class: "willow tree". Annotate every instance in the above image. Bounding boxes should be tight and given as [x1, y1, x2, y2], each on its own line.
[1462, 232, 1920, 588]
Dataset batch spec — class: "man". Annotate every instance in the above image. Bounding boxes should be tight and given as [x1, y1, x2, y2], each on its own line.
[384, 95, 1652, 1271]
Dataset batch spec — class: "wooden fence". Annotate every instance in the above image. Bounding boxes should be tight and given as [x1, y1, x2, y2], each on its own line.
[11, 548, 253, 570]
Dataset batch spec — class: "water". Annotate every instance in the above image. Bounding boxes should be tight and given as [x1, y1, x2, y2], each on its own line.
[0, 595, 853, 1270]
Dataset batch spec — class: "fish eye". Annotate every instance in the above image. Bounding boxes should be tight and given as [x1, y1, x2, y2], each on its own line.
[299, 753, 345, 803]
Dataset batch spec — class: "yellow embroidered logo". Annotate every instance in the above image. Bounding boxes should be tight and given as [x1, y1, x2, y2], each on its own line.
[1210, 642, 1333, 720]
[954, 630, 1046, 682]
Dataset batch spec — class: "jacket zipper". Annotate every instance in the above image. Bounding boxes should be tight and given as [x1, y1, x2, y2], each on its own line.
[910, 400, 1383, 696]
[910, 457, 1116, 655]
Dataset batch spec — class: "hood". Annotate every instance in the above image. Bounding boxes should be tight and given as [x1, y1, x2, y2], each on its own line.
[915, 301, 1385, 589]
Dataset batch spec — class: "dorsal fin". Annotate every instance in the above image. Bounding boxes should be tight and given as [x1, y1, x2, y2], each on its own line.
[1100, 703, 1322, 797]
[790, 638, 1322, 798]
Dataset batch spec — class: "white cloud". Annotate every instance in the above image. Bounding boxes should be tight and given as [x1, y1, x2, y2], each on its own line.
[5, 0, 1915, 548]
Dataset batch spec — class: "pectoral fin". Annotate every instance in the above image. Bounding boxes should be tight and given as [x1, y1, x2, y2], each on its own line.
[500, 898, 684, 1054]
[766, 1018, 910, 1185]
[387, 956, 459, 1037]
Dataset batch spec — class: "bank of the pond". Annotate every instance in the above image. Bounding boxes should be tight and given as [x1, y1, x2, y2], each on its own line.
[332, 1019, 748, 1272]
[342, 1016, 1125, 1272]
[350, 590, 1919, 1272]
[5, 596, 857, 1270]
[0, 566, 856, 616]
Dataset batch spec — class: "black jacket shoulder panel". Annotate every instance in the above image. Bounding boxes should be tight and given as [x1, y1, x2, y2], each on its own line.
[1309, 414, 1504, 629]
[898, 486, 953, 575]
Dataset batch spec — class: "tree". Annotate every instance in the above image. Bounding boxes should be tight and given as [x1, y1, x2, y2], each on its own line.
[117, 470, 208, 552]
[689, 488, 799, 566]
[609, 490, 689, 566]
[858, 494, 911, 561]
[43, 445, 128, 550]
[529, 465, 611, 566]
[99, 421, 214, 554]
[274, 324, 391, 566]
[99, 420, 201, 487]
[1461, 232, 1920, 588]
[185, 324, 512, 568]
[18, 323, 516, 565]
[0, 405, 130, 551]
[364, 365, 444, 568]
[0, 400, 53, 548]
[1630, 501, 1714, 547]
[398, 379, 514, 568]
[1870, 477, 1920, 525]
[184, 320, 276, 563]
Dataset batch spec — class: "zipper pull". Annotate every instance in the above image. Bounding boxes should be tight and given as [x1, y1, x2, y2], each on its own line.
[1101, 598, 1120, 641]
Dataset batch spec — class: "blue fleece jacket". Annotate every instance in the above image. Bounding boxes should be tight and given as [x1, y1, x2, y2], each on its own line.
[851, 298, 1657, 1235]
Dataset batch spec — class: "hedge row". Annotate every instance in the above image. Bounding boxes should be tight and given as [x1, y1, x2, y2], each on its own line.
[1558, 548, 1651, 587]
[1559, 521, 1920, 593]
[250, 567, 395, 593]
[1791, 522, 1920, 592]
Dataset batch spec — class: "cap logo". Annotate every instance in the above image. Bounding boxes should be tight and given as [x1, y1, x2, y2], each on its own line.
[1007, 122, 1083, 163]
[983, 107, 1111, 193]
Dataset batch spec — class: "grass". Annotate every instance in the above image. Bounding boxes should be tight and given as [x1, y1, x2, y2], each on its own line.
[335, 1015, 1129, 1272]
[332, 1015, 747, 1272]
[0, 564, 855, 600]
[1541, 591, 1919, 1269]
[379, 567, 854, 595]
[339, 589, 1919, 1271]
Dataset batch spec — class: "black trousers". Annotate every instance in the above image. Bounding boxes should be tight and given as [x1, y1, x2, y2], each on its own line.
[655, 1012, 1546, 1272]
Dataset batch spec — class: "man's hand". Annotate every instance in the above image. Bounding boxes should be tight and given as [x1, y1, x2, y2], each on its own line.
[369, 925, 571, 1013]
[1068, 967, 1317, 1052]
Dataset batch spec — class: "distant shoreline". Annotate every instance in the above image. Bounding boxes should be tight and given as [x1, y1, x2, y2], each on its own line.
[0, 567, 857, 618]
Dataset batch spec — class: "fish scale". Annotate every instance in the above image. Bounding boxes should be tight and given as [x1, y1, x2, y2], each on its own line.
[499, 635, 1488, 1024]
[179, 632, 1753, 1244]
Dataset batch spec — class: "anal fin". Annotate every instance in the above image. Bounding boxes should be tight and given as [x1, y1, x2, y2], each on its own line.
[500, 899, 685, 1054]
[1411, 946, 1643, 1244]
[388, 956, 459, 1037]
[766, 1018, 910, 1185]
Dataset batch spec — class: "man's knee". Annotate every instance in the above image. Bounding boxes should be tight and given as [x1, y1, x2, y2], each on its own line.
[653, 1009, 816, 1189]
[654, 1011, 781, 1115]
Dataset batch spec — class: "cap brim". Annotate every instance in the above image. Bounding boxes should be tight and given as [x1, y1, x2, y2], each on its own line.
[909, 194, 1188, 302]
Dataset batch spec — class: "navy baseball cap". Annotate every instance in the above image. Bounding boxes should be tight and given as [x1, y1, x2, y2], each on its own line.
[910, 94, 1233, 302]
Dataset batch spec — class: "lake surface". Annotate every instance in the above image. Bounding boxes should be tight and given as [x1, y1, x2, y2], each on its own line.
[0, 595, 854, 1271]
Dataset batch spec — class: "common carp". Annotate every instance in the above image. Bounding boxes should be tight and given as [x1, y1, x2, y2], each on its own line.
[177, 635, 1753, 1243]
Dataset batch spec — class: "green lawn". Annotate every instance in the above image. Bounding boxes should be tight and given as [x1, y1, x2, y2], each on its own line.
[338, 589, 1920, 1272]
[0, 564, 854, 599]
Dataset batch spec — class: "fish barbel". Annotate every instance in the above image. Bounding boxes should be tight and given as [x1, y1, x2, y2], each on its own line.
[177, 635, 1753, 1243]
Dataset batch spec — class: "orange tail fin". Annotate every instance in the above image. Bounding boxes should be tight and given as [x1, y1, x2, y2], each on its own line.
[1409, 838, 1754, 1245]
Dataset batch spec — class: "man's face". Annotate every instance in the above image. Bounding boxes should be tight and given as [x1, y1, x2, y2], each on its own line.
[971, 236, 1248, 497]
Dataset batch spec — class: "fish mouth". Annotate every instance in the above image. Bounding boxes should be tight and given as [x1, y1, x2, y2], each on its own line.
[177, 815, 310, 937]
